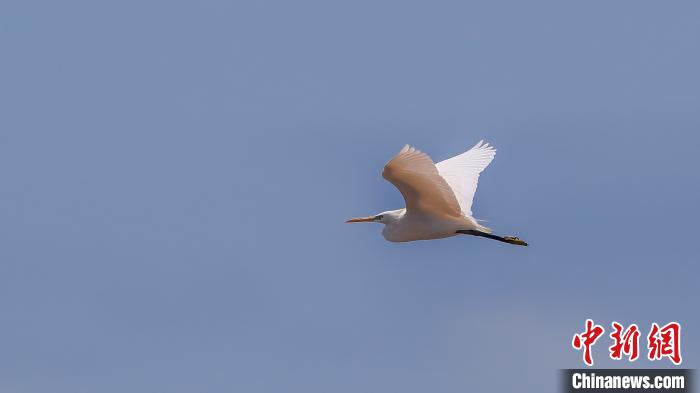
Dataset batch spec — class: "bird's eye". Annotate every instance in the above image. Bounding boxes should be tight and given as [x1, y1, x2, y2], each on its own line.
[374, 215, 384, 221]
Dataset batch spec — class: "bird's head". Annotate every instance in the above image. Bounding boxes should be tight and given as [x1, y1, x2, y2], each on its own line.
[345, 210, 402, 225]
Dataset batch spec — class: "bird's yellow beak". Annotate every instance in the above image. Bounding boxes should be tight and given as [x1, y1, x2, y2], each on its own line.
[345, 216, 376, 223]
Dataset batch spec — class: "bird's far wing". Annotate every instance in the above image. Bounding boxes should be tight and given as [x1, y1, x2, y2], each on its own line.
[435, 140, 496, 216]
[382, 145, 463, 218]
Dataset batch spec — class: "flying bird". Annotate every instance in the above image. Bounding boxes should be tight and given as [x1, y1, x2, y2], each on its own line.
[346, 141, 528, 246]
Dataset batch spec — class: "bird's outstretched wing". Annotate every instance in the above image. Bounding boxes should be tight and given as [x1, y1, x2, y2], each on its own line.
[382, 145, 463, 218]
[435, 140, 496, 216]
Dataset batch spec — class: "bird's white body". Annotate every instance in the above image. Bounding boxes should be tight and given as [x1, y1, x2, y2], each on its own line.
[379, 209, 482, 242]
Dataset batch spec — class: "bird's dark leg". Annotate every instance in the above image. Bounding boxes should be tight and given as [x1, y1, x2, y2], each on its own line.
[456, 230, 528, 246]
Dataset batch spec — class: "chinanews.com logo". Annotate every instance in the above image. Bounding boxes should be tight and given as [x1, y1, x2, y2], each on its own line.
[561, 319, 694, 392]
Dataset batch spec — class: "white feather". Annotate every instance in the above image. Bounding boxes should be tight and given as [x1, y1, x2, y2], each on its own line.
[435, 140, 496, 217]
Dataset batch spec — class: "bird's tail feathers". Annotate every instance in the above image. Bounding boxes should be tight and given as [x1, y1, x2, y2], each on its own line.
[476, 223, 492, 234]
[468, 216, 492, 233]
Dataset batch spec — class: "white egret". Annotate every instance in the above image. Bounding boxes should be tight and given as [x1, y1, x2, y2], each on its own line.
[347, 141, 527, 246]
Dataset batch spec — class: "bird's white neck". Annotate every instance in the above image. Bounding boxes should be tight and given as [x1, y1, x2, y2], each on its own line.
[379, 209, 405, 224]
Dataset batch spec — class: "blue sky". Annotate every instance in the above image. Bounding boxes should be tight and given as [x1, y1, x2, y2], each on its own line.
[2, 1, 699, 392]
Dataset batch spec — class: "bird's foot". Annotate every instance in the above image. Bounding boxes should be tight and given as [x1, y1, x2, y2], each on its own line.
[503, 236, 528, 247]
